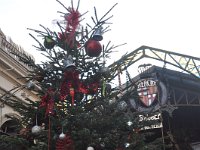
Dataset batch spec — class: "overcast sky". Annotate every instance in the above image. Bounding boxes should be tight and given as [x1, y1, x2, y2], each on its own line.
[1, 0, 200, 69]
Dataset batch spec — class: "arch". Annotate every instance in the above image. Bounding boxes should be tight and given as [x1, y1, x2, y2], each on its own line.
[0, 113, 21, 134]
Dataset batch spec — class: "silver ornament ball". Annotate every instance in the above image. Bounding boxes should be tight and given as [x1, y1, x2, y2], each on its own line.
[125, 142, 130, 148]
[117, 101, 128, 111]
[59, 132, 66, 140]
[99, 67, 110, 77]
[26, 81, 35, 90]
[87, 146, 94, 150]
[31, 125, 41, 135]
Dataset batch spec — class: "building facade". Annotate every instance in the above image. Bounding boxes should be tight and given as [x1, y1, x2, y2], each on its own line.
[0, 29, 38, 134]
[126, 66, 200, 149]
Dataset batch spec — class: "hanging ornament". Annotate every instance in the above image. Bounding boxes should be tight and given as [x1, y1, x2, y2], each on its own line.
[32, 114, 42, 135]
[56, 134, 74, 150]
[31, 125, 42, 135]
[125, 143, 130, 148]
[59, 126, 66, 140]
[44, 36, 55, 49]
[26, 80, 35, 90]
[59, 132, 66, 140]
[101, 82, 111, 97]
[117, 101, 128, 111]
[26, 80, 42, 92]
[70, 88, 75, 106]
[60, 66, 80, 101]
[85, 39, 102, 57]
[92, 26, 103, 41]
[87, 146, 94, 150]
[99, 67, 110, 78]
[39, 88, 55, 116]
[63, 55, 75, 69]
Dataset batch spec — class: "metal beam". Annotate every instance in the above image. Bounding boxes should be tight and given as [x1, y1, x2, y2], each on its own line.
[108, 45, 200, 80]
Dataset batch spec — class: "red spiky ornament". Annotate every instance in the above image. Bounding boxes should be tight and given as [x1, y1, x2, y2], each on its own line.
[39, 88, 56, 116]
[56, 134, 74, 150]
[58, 7, 80, 49]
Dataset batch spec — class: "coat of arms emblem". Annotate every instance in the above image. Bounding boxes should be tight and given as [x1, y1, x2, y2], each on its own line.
[137, 78, 158, 107]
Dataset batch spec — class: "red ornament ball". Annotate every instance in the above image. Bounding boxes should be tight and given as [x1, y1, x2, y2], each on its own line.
[85, 39, 102, 57]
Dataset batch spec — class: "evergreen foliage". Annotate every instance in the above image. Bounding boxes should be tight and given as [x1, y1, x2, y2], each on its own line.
[0, 0, 172, 149]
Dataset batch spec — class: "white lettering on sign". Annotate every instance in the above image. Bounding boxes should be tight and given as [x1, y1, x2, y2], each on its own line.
[138, 113, 163, 130]
[141, 123, 163, 130]
[139, 113, 161, 122]
[137, 79, 156, 89]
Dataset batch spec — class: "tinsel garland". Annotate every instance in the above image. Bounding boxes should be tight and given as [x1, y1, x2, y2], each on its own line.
[58, 7, 80, 49]
[39, 88, 55, 116]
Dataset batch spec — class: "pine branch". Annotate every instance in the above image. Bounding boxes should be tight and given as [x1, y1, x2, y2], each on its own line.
[56, 0, 70, 12]
[94, 7, 98, 23]
[39, 24, 50, 35]
[99, 3, 118, 23]
[29, 33, 46, 51]
[76, 0, 80, 11]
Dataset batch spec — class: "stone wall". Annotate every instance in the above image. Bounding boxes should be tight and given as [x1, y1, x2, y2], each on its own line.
[0, 29, 39, 130]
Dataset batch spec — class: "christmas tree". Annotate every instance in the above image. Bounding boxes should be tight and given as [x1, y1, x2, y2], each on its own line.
[0, 0, 172, 150]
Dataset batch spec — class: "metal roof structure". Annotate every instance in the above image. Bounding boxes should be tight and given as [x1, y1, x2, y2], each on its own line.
[108, 45, 200, 81]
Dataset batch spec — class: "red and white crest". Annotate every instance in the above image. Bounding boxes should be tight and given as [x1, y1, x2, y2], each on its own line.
[137, 78, 158, 107]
